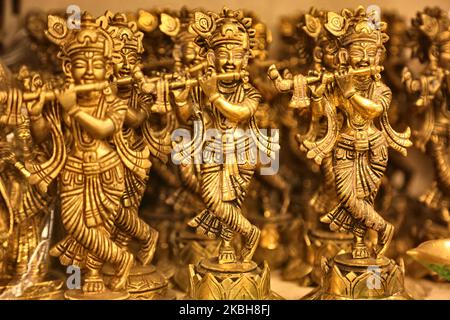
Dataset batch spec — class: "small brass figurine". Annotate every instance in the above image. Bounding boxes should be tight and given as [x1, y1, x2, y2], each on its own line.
[0, 65, 63, 299]
[402, 7, 450, 238]
[155, 7, 223, 292]
[177, 7, 279, 300]
[270, 6, 412, 299]
[100, 11, 176, 300]
[41, 12, 135, 299]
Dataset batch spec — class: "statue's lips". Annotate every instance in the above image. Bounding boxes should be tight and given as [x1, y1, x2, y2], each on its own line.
[223, 66, 236, 72]
[356, 62, 369, 68]
[81, 78, 96, 84]
[119, 70, 131, 77]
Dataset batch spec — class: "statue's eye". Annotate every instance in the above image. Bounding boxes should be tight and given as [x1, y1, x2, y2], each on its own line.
[93, 61, 104, 69]
[350, 49, 364, 57]
[367, 49, 377, 57]
[217, 52, 228, 59]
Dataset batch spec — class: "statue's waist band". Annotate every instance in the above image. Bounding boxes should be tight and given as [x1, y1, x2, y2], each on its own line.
[337, 131, 385, 151]
[65, 152, 121, 175]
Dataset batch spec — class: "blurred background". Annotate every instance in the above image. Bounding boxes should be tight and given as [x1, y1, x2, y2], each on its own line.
[1, 0, 449, 53]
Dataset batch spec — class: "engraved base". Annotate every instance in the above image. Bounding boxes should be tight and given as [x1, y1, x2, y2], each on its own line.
[0, 278, 64, 300]
[103, 264, 176, 300]
[187, 258, 280, 300]
[171, 229, 221, 292]
[304, 253, 413, 300]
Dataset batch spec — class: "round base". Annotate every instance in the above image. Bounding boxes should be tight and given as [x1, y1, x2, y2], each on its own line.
[307, 253, 412, 300]
[188, 260, 274, 300]
[0, 278, 64, 300]
[65, 289, 129, 300]
[103, 264, 175, 300]
[199, 258, 257, 273]
[334, 253, 391, 268]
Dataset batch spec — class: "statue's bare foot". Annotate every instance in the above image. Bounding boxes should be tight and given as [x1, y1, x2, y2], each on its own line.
[110, 251, 134, 291]
[376, 223, 394, 258]
[83, 274, 105, 293]
[137, 228, 159, 266]
[241, 226, 261, 262]
[218, 242, 236, 264]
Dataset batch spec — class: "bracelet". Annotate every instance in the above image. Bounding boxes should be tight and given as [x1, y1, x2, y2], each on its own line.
[208, 93, 221, 104]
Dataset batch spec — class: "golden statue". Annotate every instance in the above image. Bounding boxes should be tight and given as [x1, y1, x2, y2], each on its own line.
[173, 7, 279, 299]
[29, 12, 135, 299]
[402, 7, 450, 241]
[243, 12, 293, 271]
[127, 9, 181, 279]
[269, 7, 355, 286]
[153, 7, 222, 292]
[0, 65, 63, 299]
[270, 6, 412, 299]
[99, 11, 175, 300]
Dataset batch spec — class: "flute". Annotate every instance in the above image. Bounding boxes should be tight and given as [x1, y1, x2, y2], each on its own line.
[18, 61, 210, 102]
[268, 65, 384, 92]
[21, 78, 132, 102]
[17, 70, 246, 102]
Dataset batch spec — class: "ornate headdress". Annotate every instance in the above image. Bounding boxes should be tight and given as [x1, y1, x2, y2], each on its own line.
[408, 7, 450, 63]
[45, 12, 122, 63]
[323, 6, 389, 48]
[189, 7, 256, 56]
[103, 11, 144, 54]
[159, 7, 197, 43]
[301, 7, 341, 68]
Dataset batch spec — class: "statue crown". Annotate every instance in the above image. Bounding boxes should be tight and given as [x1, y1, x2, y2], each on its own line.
[45, 11, 122, 61]
[189, 7, 256, 55]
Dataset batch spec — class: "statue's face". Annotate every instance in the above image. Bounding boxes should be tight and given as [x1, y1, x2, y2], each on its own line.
[70, 51, 108, 84]
[321, 40, 339, 70]
[439, 40, 450, 70]
[182, 41, 201, 65]
[115, 48, 140, 78]
[214, 43, 248, 76]
[348, 41, 378, 69]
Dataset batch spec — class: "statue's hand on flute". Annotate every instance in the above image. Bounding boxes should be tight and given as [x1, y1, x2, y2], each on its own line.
[198, 68, 218, 100]
[334, 68, 356, 99]
[171, 73, 192, 105]
[26, 86, 46, 119]
[267, 64, 293, 93]
[54, 84, 78, 116]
